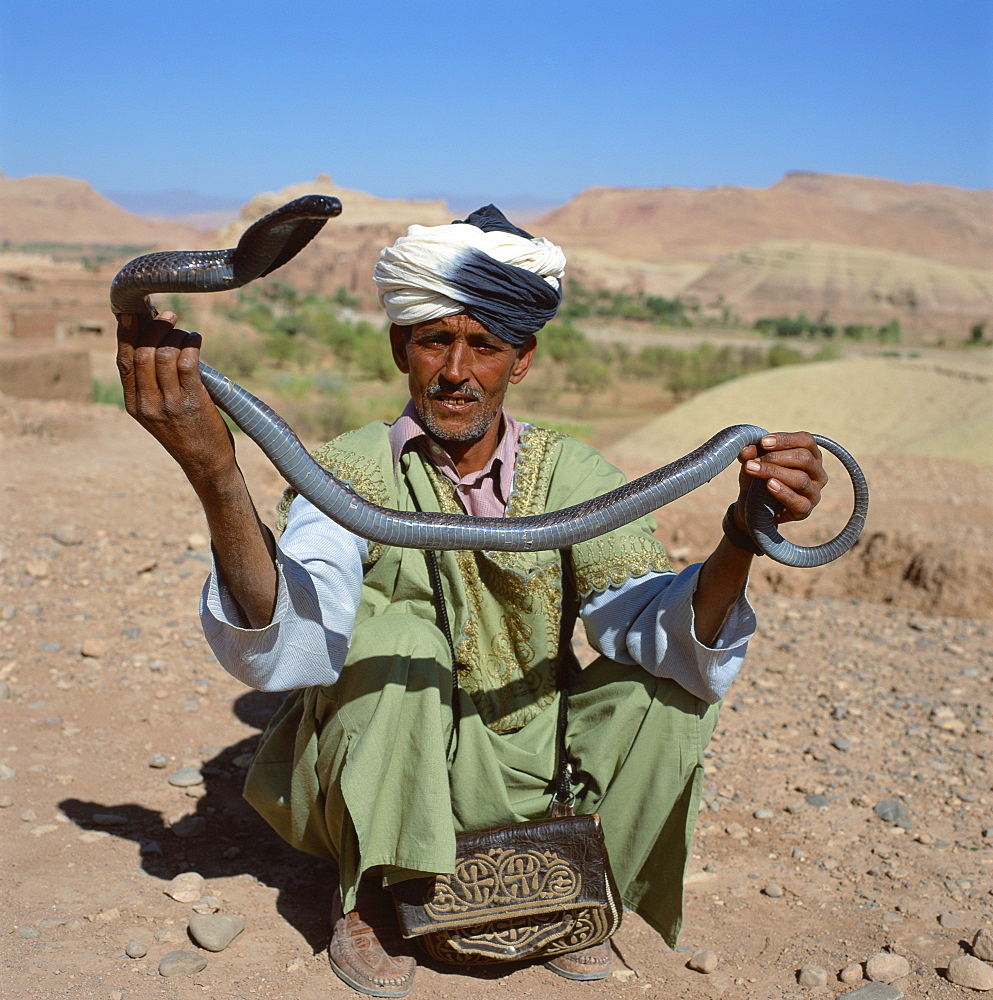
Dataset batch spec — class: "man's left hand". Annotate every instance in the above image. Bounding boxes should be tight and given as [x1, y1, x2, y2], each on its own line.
[733, 431, 827, 530]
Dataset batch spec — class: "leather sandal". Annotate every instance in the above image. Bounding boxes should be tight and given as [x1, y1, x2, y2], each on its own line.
[546, 939, 613, 981]
[329, 880, 416, 998]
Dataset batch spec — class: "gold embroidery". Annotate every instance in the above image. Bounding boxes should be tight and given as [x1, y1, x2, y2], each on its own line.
[572, 534, 671, 595]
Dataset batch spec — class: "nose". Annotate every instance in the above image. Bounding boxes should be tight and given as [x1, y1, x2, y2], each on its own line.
[441, 340, 470, 384]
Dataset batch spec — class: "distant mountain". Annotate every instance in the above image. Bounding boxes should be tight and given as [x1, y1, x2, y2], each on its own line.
[534, 172, 993, 269]
[0, 174, 204, 247]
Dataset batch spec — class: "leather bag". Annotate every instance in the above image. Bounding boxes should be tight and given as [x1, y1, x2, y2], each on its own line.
[392, 812, 622, 964]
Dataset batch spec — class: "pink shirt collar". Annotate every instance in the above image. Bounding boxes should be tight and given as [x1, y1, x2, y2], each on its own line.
[388, 400, 526, 517]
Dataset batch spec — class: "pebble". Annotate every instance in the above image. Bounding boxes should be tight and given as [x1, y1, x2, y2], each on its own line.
[17, 925, 41, 939]
[839, 985, 905, 999]
[80, 639, 107, 659]
[19, 809, 37, 822]
[285, 957, 307, 972]
[973, 929, 993, 962]
[840, 962, 864, 984]
[873, 796, 912, 830]
[164, 871, 206, 903]
[831, 736, 852, 751]
[947, 954, 993, 991]
[0, 794, 13, 807]
[0, 764, 17, 780]
[864, 952, 910, 984]
[939, 911, 967, 928]
[158, 950, 208, 977]
[762, 883, 783, 897]
[687, 949, 719, 974]
[148, 753, 168, 769]
[0, 682, 10, 700]
[52, 524, 83, 546]
[125, 940, 147, 958]
[187, 913, 245, 952]
[753, 808, 774, 820]
[171, 815, 207, 838]
[192, 896, 223, 914]
[805, 794, 830, 808]
[798, 965, 828, 987]
[168, 767, 204, 787]
[724, 822, 748, 840]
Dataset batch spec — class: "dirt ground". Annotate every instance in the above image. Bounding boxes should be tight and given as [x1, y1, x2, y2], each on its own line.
[1, 385, 991, 1000]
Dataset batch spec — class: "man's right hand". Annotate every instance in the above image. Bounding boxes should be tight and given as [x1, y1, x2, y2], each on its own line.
[116, 311, 236, 483]
[116, 310, 279, 629]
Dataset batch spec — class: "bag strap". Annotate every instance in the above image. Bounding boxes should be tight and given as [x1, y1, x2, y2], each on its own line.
[425, 548, 580, 813]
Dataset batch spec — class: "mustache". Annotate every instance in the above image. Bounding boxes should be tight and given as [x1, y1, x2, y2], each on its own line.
[427, 382, 484, 402]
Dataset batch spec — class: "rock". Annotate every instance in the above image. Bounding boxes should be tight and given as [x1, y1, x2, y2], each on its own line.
[799, 965, 828, 987]
[762, 883, 783, 897]
[832, 736, 852, 751]
[0, 764, 17, 780]
[0, 795, 13, 807]
[80, 639, 107, 658]
[865, 952, 910, 983]
[973, 929, 993, 962]
[158, 950, 208, 977]
[285, 956, 307, 972]
[839, 985, 905, 998]
[167, 767, 203, 787]
[840, 962, 864, 984]
[724, 822, 748, 840]
[0, 682, 11, 700]
[164, 871, 206, 903]
[92, 812, 128, 826]
[806, 794, 830, 808]
[187, 913, 245, 952]
[148, 754, 168, 769]
[687, 949, 719, 974]
[171, 815, 207, 838]
[125, 940, 147, 958]
[17, 925, 40, 939]
[192, 896, 223, 914]
[947, 955, 993, 991]
[753, 808, 774, 820]
[939, 911, 967, 928]
[874, 796, 912, 830]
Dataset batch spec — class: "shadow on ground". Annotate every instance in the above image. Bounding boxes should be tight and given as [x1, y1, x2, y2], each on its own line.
[59, 690, 336, 954]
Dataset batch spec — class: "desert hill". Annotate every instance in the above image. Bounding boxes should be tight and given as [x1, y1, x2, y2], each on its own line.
[535, 172, 993, 269]
[0, 174, 203, 248]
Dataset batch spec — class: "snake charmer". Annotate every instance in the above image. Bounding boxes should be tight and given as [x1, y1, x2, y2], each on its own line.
[115, 205, 830, 996]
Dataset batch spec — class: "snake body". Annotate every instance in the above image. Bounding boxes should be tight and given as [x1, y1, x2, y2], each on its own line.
[111, 197, 869, 566]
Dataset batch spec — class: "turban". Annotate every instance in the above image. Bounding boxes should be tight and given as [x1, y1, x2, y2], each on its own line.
[373, 205, 566, 346]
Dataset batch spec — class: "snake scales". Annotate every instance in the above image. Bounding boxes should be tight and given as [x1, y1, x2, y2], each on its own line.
[110, 196, 869, 565]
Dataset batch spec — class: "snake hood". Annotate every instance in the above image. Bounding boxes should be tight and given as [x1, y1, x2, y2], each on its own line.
[373, 205, 566, 347]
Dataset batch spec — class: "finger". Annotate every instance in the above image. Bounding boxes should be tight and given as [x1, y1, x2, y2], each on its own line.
[764, 476, 816, 523]
[133, 314, 185, 399]
[175, 332, 205, 397]
[757, 431, 821, 462]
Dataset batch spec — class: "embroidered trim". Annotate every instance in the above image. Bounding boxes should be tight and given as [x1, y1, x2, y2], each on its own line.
[572, 534, 671, 596]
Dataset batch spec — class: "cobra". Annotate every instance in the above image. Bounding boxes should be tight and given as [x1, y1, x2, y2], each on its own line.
[110, 196, 869, 566]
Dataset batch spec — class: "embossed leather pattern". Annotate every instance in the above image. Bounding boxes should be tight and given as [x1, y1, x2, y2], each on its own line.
[392, 813, 622, 963]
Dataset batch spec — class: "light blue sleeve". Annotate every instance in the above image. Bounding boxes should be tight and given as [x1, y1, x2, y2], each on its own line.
[581, 565, 756, 704]
[199, 494, 369, 691]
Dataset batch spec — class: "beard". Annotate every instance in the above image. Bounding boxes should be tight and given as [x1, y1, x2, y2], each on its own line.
[418, 382, 498, 443]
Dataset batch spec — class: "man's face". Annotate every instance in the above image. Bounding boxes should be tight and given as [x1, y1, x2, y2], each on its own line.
[390, 314, 536, 446]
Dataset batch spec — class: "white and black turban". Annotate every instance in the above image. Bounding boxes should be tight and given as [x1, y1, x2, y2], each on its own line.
[374, 205, 566, 347]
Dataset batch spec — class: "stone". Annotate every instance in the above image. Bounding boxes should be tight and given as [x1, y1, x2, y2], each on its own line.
[80, 639, 107, 659]
[874, 796, 912, 830]
[762, 883, 784, 897]
[753, 808, 774, 820]
[171, 815, 207, 838]
[832, 736, 852, 751]
[724, 822, 748, 840]
[0, 795, 13, 807]
[148, 754, 168, 769]
[125, 940, 147, 958]
[798, 965, 828, 987]
[0, 764, 16, 780]
[158, 950, 208, 977]
[947, 955, 993, 991]
[187, 913, 245, 952]
[972, 928, 993, 963]
[687, 949, 719, 974]
[939, 911, 967, 928]
[865, 952, 910, 984]
[167, 767, 203, 787]
[192, 896, 223, 914]
[806, 794, 830, 808]
[164, 871, 206, 903]
[17, 925, 40, 939]
[840, 962, 864, 984]
[839, 985, 905, 998]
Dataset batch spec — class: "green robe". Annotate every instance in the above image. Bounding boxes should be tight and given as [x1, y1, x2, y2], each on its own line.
[244, 421, 719, 946]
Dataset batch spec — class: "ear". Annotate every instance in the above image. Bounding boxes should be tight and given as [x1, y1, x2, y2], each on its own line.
[509, 335, 537, 384]
[388, 323, 410, 374]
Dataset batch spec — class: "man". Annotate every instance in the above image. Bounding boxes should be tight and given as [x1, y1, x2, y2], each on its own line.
[116, 206, 827, 997]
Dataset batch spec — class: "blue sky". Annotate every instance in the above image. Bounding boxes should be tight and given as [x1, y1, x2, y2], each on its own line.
[1, 0, 990, 206]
